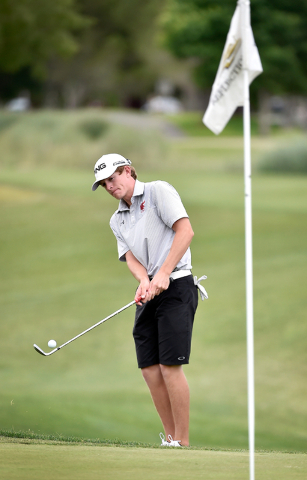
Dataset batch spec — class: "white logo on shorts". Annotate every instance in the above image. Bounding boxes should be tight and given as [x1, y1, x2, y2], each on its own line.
[178, 356, 185, 361]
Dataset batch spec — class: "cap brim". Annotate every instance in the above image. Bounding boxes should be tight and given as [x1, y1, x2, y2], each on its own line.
[91, 165, 117, 191]
[92, 181, 100, 191]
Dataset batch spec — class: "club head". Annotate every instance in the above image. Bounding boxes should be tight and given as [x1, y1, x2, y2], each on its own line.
[33, 344, 58, 356]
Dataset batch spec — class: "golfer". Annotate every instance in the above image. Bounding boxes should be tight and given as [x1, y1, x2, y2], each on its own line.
[92, 153, 207, 447]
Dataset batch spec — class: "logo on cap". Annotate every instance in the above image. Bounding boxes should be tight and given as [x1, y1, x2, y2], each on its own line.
[94, 163, 106, 174]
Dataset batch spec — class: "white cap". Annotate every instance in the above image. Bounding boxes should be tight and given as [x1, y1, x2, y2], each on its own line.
[92, 153, 132, 191]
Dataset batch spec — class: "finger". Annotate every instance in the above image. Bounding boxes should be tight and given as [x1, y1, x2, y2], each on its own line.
[135, 294, 142, 305]
[149, 288, 159, 299]
[150, 282, 162, 295]
[136, 283, 146, 300]
[135, 288, 150, 305]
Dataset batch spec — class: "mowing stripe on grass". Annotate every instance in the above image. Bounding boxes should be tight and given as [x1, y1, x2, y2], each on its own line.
[0, 440, 306, 480]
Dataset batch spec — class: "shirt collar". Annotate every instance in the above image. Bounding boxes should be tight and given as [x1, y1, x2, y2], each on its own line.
[117, 180, 145, 211]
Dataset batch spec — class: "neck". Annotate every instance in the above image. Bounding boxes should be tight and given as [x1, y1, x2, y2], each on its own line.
[123, 178, 136, 206]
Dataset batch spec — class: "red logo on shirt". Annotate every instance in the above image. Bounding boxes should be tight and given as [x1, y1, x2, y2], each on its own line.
[140, 201, 145, 211]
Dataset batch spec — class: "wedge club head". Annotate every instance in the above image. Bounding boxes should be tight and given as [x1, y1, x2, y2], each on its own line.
[33, 344, 59, 356]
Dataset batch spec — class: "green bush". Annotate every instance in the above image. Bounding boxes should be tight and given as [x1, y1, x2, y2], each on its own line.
[259, 141, 307, 174]
[0, 113, 19, 133]
[79, 118, 109, 140]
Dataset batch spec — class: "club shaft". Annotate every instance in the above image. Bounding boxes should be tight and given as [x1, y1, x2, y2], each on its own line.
[58, 300, 136, 350]
[34, 299, 136, 356]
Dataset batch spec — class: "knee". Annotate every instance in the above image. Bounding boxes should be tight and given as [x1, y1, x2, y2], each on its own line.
[160, 364, 182, 381]
[141, 364, 163, 386]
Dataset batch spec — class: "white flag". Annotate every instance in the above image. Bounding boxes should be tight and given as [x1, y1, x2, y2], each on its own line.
[203, 4, 262, 135]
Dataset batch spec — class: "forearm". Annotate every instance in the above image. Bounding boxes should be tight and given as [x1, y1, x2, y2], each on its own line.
[159, 217, 194, 276]
[125, 250, 150, 304]
[148, 218, 194, 298]
[125, 250, 148, 282]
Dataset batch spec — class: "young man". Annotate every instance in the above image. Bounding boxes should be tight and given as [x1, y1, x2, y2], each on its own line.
[92, 153, 207, 447]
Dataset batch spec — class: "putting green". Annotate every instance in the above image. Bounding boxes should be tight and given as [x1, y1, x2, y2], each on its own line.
[0, 439, 306, 480]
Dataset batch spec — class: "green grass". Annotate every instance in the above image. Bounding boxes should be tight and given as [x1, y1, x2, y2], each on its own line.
[167, 111, 260, 136]
[0, 430, 154, 447]
[1, 435, 307, 480]
[259, 140, 307, 174]
[0, 109, 306, 455]
[0, 109, 168, 170]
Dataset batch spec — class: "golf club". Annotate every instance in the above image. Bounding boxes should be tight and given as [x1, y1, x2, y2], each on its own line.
[33, 299, 136, 357]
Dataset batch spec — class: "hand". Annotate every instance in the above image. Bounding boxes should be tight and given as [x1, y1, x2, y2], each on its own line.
[148, 270, 170, 301]
[135, 277, 151, 305]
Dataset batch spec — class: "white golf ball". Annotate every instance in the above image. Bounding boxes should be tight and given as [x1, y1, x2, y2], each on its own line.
[48, 339, 57, 348]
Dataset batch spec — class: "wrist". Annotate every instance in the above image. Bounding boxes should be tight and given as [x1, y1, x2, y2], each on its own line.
[158, 266, 173, 277]
[140, 274, 150, 282]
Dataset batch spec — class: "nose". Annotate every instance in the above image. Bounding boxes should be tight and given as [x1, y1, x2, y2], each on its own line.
[105, 180, 112, 191]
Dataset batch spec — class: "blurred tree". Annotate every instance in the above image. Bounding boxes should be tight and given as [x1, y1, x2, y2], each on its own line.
[0, 67, 44, 105]
[0, 0, 194, 109]
[44, 0, 167, 107]
[0, 0, 90, 78]
[161, 0, 307, 131]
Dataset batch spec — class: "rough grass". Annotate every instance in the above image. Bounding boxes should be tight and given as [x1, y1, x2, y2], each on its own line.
[259, 140, 307, 174]
[166, 111, 260, 136]
[0, 109, 168, 171]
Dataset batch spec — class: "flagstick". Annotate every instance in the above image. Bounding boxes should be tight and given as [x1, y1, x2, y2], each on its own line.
[244, 67, 255, 480]
[241, 1, 255, 479]
[203, 1, 261, 475]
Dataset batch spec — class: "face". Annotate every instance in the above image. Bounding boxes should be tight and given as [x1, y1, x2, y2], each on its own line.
[100, 167, 134, 205]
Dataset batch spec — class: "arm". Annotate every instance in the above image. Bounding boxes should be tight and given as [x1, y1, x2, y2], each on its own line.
[149, 217, 194, 299]
[126, 217, 194, 304]
[125, 250, 151, 305]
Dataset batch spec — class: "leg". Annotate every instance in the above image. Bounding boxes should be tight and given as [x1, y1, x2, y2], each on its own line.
[141, 364, 175, 439]
[141, 364, 190, 446]
[152, 276, 197, 445]
[160, 364, 190, 446]
[136, 278, 197, 446]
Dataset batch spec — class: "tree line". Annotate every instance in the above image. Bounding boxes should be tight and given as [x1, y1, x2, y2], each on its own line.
[1, 0, 307, 111]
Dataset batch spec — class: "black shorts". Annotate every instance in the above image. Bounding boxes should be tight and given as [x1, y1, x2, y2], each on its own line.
[132, 275, 198, 368]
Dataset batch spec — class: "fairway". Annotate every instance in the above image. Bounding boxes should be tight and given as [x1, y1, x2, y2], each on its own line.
[1, 438, 307, 480]
[0, 109, 306, 454]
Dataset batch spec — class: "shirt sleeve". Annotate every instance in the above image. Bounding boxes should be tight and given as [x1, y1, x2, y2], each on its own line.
[151, 181, 189, 228]
[110, 214, 129, 262]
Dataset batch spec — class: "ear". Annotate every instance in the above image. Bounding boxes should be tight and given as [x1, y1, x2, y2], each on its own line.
[124, 165, 131, 176]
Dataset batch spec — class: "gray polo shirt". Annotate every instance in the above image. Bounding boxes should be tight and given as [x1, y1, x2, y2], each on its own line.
[109, 180, 192, 277]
